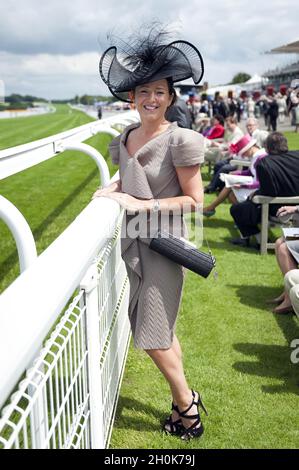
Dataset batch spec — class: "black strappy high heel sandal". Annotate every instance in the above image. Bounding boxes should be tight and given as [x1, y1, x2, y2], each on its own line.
[162, 402, 183, 435]
[179, 390, 208, 441]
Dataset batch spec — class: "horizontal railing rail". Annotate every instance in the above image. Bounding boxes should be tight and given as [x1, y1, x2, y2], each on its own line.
[0, 110, 139, 180]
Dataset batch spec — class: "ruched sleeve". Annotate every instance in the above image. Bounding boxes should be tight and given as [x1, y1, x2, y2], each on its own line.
[109, 134, 121, 165]
[170, 128, 205, 167]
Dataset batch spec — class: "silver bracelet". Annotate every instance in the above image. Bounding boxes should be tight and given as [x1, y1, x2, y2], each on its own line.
[152, 199, 160, 212]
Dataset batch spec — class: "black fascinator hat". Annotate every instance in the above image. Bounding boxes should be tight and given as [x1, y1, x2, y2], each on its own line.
[99, 24, 204, 103]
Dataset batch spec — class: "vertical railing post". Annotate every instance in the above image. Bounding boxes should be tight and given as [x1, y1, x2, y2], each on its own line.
[80, 263, 104, 449]
[0, 196, 46, 447]
[27, 367, 47, 448]
[260, 202, 269, 255]
[0, 195, 37, 273]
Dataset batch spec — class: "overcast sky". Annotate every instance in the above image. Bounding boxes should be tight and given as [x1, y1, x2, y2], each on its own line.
[1, 0, 299, 99]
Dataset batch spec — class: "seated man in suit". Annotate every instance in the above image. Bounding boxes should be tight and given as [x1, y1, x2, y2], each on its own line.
[230, 132, 299, 249]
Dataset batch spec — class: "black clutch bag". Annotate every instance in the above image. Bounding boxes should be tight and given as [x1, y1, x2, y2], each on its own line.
[149, 230, 216, 278]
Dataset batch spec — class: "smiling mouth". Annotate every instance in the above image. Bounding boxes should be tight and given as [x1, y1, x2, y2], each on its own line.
[144, 105, 159, 111]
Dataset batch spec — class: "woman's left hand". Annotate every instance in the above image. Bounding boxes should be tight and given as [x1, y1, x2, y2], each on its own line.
[99, 192, 149, 212]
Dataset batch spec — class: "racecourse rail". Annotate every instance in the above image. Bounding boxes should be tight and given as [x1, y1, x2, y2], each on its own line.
[0, 110, 140, 449]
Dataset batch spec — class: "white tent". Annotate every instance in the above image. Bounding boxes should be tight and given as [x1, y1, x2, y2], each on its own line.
[206, 83, 242, 97]
[242, 74, 268, 91]
[244, 74, 263, 84]
[206, 75, 269, 97]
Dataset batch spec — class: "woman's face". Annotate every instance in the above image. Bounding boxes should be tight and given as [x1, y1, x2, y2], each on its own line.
[133, 79, 173, 122]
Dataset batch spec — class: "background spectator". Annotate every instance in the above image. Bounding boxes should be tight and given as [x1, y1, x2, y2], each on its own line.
[246, 117, 269, 148]
[289, 79, 299, 128]
[204, 116, 244, 193]
[205, 114, 225, 140]
[276, 93, 287, 123]
[230, 132, 299, 249]
[268, 97, 279, 131]
[165, 88, 192, 129]
[272, 205, 299, 314]
[203, 134, 265, 217]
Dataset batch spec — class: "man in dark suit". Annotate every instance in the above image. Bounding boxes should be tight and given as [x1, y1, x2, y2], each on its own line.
[268, 98, 279, 131]
[165, 95, 193, 129]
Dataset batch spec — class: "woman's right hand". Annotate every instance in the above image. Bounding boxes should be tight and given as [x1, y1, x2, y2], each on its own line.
[92, 187, 112, 199]
[92, 180, 120, 200]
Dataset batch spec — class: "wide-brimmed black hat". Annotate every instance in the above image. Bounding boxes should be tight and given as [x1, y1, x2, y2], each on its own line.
[99, 36, 204, 103]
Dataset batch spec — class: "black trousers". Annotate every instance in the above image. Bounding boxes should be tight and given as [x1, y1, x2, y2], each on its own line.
[269, 115, 277, 131]
[209, 159, 237, 191]
[230, 200, 279, 238]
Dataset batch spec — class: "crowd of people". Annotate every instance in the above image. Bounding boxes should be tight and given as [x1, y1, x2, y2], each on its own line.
[170, 80, 299, 134]
[177, 80, 299, 318]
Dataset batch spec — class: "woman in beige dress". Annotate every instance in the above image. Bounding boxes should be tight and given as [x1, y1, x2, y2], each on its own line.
[93, 25, 208, 440]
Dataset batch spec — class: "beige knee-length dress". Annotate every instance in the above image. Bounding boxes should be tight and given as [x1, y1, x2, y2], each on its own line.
[109, 121, 204, 349]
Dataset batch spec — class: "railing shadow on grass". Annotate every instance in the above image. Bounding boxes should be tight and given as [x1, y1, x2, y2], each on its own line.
[229, 283, 299, 395]
[203, 220, 276, 254]
[0, 166, 98, 285]
[233, 341, 299, 395]
[206, 238, 261, 253]
[112, 395, 163, 432]
[193, 215, 264, 253]
[201, 216, 237, 247]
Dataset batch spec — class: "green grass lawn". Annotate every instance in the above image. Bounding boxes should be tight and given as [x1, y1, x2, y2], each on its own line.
[0, 111, 299, 448]
[0, 104, 94, 150]
[0, 104, 117, 292]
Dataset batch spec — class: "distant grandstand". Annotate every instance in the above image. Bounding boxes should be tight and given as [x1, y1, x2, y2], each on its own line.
[263, 40, 299, 88]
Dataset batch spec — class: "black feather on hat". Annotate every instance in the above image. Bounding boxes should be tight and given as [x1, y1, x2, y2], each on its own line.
[99, 24, 204, 102]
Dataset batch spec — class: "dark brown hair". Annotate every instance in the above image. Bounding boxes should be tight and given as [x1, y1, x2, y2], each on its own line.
[226, 115, 238, 125]
[265, 132, 288, 154]
[166, 77, 177, 107]
[213, 114, 225, 126]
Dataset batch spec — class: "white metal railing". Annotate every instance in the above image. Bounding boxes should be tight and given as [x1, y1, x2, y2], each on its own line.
[0, 110, 139, 448]
[0, 198, 130, 448]
[0, 110, 139, 181]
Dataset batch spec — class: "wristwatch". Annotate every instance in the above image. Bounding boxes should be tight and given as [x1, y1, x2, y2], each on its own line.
[152, 199, 160, 212]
